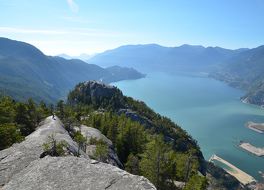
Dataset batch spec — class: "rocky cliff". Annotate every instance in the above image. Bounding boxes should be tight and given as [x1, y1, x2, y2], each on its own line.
[0, 116, 83, 186]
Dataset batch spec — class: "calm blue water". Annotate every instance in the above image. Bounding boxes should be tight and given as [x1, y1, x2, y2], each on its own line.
[112, 72, 264, 181]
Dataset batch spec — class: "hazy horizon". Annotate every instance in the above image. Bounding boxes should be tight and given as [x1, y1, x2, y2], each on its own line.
[1, 0, 264, 55]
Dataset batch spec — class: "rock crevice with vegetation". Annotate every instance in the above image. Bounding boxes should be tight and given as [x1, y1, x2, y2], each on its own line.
[74, 124, 123, 168]
[0, 116, 85, 186]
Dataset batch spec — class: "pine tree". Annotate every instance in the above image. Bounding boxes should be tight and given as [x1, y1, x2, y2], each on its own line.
[125, 153, 140, 175]
[0, 123, 23, 150]
[56, 100, 65, 119]
[15, 102, 34, 136]
[139, 136, 176, 190]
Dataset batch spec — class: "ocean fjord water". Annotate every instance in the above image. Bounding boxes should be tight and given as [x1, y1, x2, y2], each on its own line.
[112, 72, 264, 181]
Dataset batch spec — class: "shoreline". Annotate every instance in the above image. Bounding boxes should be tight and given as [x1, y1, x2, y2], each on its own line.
[241, 98, 264, 109]
[238, 142, 264, 157]
[209, 154, 256, 185]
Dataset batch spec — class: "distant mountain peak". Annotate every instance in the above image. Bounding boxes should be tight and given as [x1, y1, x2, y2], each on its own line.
[0, 37, 46, 59]
[178, 44, 204, 49]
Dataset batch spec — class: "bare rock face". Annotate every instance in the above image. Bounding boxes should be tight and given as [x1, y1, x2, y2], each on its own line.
[0, 116, 84, 186]
[78, 125, 112, 145]
[2, 156, 156, 190]
[76, 125, 123, 168]
[118, 109, 153, 129]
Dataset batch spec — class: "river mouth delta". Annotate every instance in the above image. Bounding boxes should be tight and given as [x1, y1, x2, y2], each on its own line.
[112, 72, 264, 182]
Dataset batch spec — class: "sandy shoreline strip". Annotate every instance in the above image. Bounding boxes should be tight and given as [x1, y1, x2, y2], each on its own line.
[239, 142, 264, 157]
[209, 154, 256, 185]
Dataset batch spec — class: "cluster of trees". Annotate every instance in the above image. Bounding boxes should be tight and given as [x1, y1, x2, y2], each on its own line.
[0, 96, 51, 150]
[67, 82, 125, 111]
[83, 111, 207, 190]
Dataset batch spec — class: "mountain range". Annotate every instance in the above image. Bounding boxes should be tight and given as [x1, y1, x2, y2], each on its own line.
[88, 44, 248, 72]
[89, 44, 264, 106]
[0, 37, 145, 103]
[1, 37, 264, 106]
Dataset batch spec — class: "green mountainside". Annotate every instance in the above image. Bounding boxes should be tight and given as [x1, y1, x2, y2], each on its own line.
[210, 45, 264, 106]
[0, 37, 144, 103]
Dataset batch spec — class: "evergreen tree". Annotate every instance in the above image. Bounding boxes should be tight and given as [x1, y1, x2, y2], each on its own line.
[27, 98, 39, 126]
[0, 96, 15, 123]
[74, 131, 86, 156]
[0, 123, 23, 150]
[139, 136, 176, 190]
[184, 175, 207, 190]
[56, 100, 65, 119]
[94, 142, 108, 162]
[38, 100, 50, 118]
[125, 153, 140, 175]
[15, 102, 34, 136]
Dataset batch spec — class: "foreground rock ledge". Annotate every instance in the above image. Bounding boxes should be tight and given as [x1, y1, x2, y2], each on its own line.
[0, 116, 156, 190]
[0, 116, 83, 186]
[3, 156, 156, 190]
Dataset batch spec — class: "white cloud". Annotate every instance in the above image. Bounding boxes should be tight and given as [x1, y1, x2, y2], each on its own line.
[66, 0, 79, 13]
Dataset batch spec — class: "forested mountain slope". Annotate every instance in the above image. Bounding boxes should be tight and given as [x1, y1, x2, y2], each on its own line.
[0, 37, 144, 103]
[210, 45, 264, 105]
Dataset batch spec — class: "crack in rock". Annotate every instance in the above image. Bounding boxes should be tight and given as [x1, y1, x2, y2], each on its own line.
[105, 178, 118, 189]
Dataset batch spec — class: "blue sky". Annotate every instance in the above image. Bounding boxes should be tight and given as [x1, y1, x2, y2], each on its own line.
[0, 0, 263, 55]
